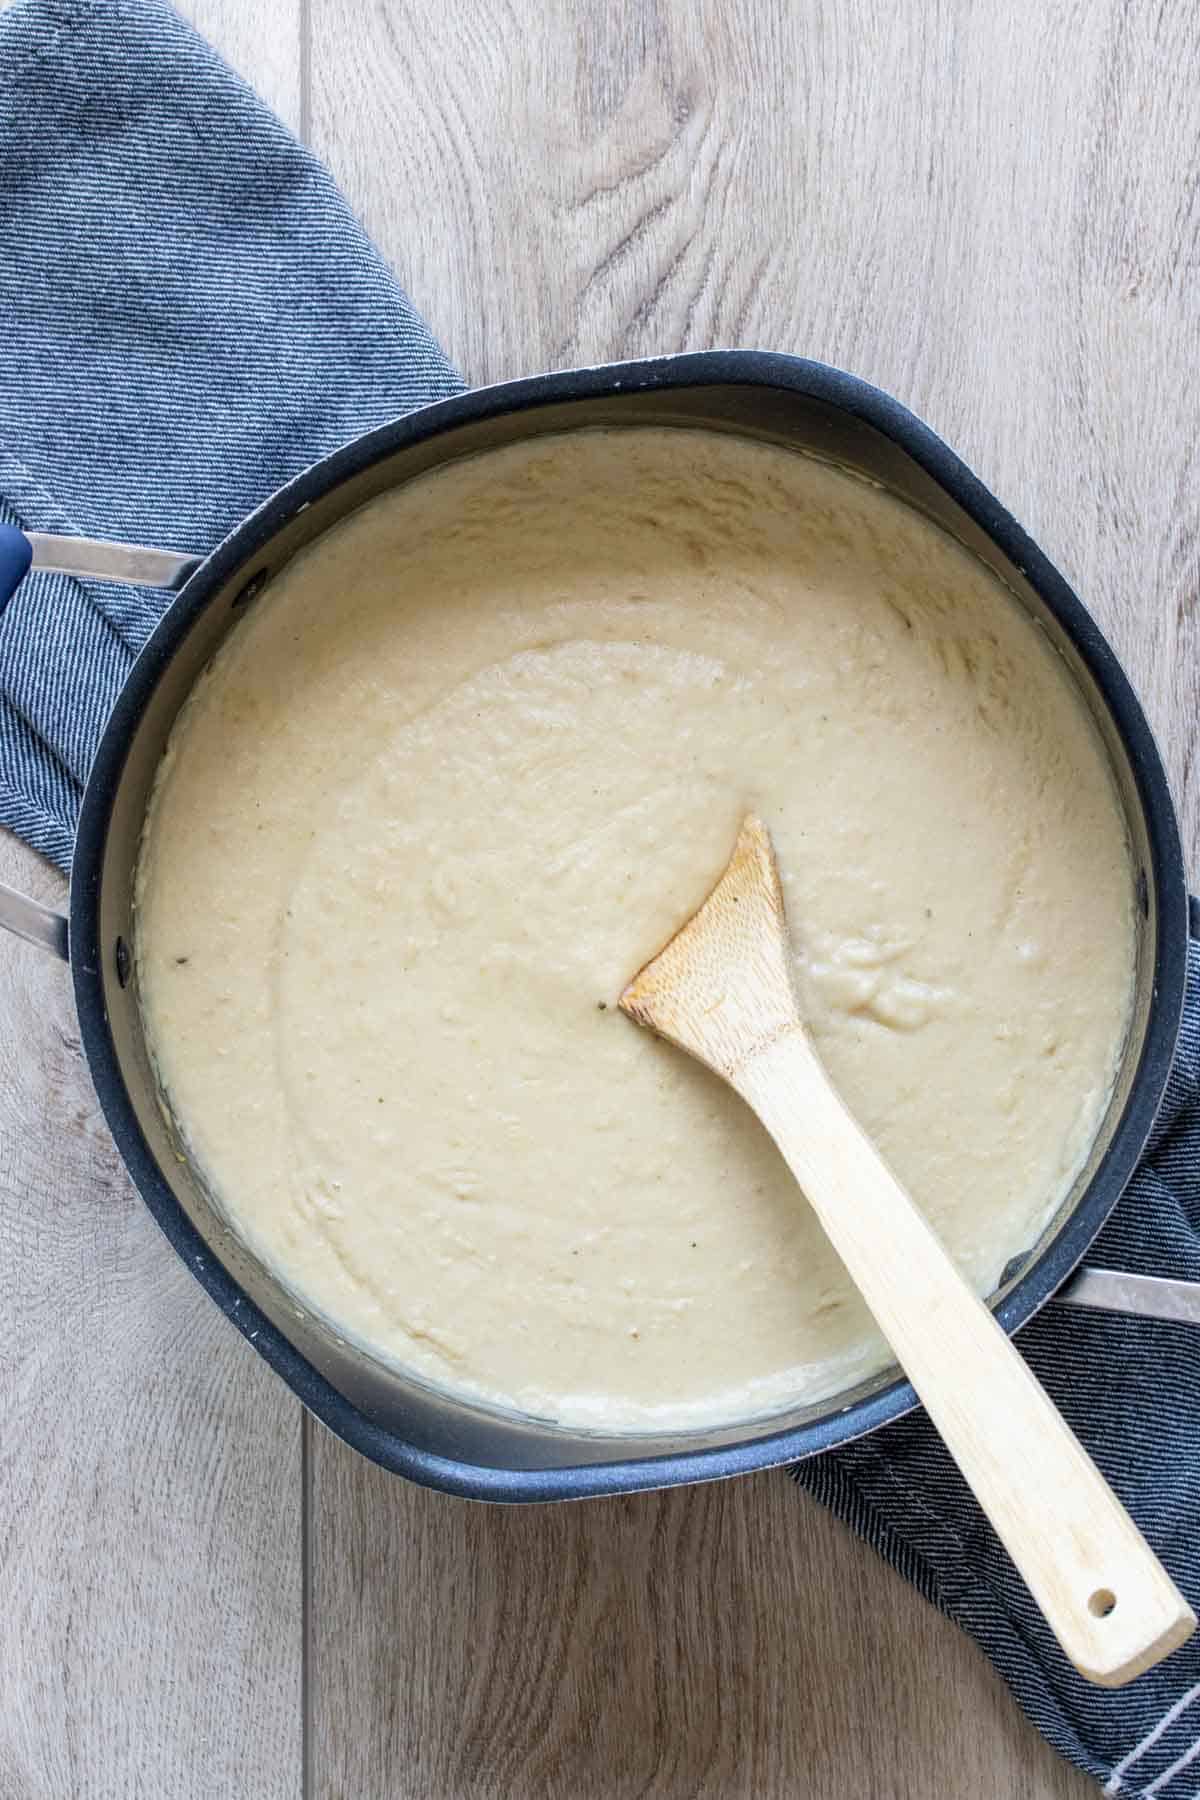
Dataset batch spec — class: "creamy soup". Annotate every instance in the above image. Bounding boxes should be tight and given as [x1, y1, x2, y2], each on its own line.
[135, 428, 1134, 1430]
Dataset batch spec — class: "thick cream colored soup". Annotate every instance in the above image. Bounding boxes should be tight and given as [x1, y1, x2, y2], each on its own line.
[135, 429, 1133, 1429]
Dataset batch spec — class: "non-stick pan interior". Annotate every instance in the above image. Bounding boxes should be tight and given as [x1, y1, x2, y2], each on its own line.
[77, 361, 1184, 1490]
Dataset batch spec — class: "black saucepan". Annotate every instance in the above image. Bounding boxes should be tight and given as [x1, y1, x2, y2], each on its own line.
[0, 351, 1193, 1499]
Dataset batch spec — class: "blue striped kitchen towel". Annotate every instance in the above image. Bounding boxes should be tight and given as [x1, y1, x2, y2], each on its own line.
[2, 2, 1198, 1793]
[0, 0, 461, 868]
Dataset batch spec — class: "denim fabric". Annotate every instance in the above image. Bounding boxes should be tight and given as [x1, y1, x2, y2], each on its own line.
[0, 0, 461, 867]
[3, 3, 1200, 1793]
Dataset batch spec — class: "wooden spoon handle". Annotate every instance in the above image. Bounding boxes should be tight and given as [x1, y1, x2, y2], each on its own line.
[738, 1029, 1195, 1687]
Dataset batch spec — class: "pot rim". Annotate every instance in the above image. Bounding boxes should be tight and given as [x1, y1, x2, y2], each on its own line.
[68, 349, 1190, 1500]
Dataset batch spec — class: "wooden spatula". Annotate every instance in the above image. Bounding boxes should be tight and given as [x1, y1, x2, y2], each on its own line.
[620, 814, 1194, 1686]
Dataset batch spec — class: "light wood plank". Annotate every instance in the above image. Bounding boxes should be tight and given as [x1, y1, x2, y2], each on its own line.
[307, 0, 1200, 1795]
[312, 1450, 1093, 1800]
[0, 836, 302, 1797]
[0, 4, 305, 1794]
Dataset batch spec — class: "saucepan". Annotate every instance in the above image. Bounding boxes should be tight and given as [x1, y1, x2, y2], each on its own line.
[1, 350, 1197, 1499]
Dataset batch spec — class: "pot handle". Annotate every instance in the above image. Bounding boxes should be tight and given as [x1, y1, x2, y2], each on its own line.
[1056, 1267, 1200, 1326]
[0, 882, 69, 961]
[0, 524, 202, 606]
[0, 524, 197, 962]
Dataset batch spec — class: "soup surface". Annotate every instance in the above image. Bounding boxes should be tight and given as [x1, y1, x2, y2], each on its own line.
[136, 427, 1134, 1429]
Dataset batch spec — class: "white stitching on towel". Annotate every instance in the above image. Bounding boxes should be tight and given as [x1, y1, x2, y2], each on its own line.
[1143, 1731, 1200, 1797]
[1105, 1685, 1200, 1795]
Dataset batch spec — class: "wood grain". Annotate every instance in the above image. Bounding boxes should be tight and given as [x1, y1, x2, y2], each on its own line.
[2, 0, 1198, 1794]
[312, 1450, 1095, 1800]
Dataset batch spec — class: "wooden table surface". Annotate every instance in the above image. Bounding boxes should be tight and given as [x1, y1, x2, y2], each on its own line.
[2, 2, 1197, 1794]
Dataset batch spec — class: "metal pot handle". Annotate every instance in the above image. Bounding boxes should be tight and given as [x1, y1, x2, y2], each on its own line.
[1055, 1268, 1200, 1325]
[0, 526, 197, 963]
[0, 882, 68, 960]
[0, 524, 201, 602]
